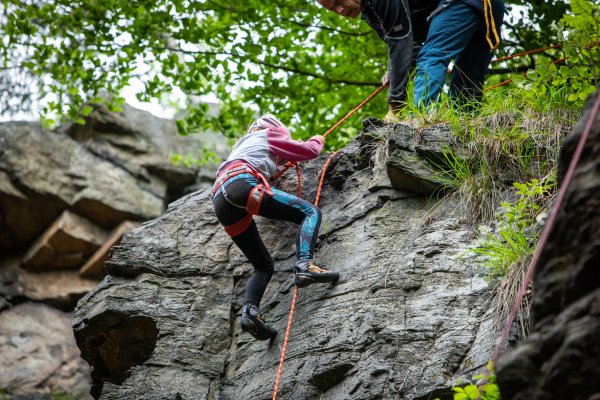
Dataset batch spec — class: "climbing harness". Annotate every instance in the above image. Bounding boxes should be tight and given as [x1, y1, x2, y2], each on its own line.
[212, 163, 273, 237]
[213, 163, 273, 198]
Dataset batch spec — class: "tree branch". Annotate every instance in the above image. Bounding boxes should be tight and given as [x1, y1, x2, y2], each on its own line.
[165, 46, 379, 86]
[280, 18, 373, 37]
[489, 65, 531, 75]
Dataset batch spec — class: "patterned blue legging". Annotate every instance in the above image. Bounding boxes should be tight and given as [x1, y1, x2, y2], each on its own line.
[212, 173, 321, 306]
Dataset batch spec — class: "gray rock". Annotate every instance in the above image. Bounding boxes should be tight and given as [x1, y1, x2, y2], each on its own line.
[0, 302, 92, 398]
[0, 122, 164, 253]
[63, 102, 228, 198]
[74, 130, 499, 400]
[367, 123, 465, 196]
[0, 260, 97, 311]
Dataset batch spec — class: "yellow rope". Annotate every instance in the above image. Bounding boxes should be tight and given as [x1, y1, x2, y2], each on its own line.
[483, 0, 500, 50]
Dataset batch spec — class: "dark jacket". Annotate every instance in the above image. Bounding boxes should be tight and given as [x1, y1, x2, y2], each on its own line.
[362, 0, 438, 44]
[459, 0, 483, 13]
[361, 0, 425, 104]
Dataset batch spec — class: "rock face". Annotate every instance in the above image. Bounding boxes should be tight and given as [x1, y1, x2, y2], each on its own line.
[0, 303, 93, 398]
[0, 103, 227, 255]
[0, 122, 161, 252]
[496, 91, 600, 399]
[385, 123, 459, 195]
[74, 124, 499, 400]
[0, 103, 228, 398]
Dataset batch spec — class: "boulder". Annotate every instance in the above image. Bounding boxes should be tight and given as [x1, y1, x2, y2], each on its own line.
[0, 122, 164, 253]
[0, 260, 97, 311]
[0, 302, 92, 398]
[80, 221, 140, 279]
[74, 124, 500, 400]
[363, 123, 466, 196]
[21, 211, 110, 271]
[62, 102, 228, 199]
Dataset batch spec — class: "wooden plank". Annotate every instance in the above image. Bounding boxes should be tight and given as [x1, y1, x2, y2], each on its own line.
[21, 211, 109, 271]
[79, 220, 140, 279]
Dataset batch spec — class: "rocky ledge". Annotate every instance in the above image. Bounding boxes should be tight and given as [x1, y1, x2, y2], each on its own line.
[73, 122, 499, 400]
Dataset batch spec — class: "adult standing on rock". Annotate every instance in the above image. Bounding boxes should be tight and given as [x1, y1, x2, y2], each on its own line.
[413, 0, 505, 109]
[315, 0, 438, 120]
[316, 0, 504, 116]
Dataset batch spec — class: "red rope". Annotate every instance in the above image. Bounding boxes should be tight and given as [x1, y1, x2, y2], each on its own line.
[315, 151, 339, 207]
[485, 56, 569, 91]
[490, 39, 599, 64]
[271, 151, 340, 400]
[272, 285, 298, 400]
[486, 40, 600, 91]
[323, 84, 387, 138]
[271, 87, 384, 400]
[492, 92, 600, 363]
[491, 44, 563, 64]
[295, 163, 302, 197]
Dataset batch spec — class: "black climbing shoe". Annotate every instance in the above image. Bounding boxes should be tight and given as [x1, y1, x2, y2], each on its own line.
[240, 304, 277, 341]
[294, 261, 339, 288]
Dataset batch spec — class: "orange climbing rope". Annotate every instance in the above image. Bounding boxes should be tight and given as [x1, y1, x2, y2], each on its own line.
[314, 152, 340, 207]
[271, 87, 384, 400]
[491, 43, 563, 64]
[322, 84, 387, 138]
[486, 39, 600, 91]
[272, 84, 387, 183]
[485, 56, 569, 91]
[295, 163, 302, 197]
[272, 285, 298, 400]
[490, 38, 599, 64]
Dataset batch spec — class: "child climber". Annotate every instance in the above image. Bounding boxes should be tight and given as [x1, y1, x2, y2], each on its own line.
[212, 115, 340, 341]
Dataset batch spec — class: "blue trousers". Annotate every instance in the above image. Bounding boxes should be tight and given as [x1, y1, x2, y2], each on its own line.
[413, 0, 505, 107]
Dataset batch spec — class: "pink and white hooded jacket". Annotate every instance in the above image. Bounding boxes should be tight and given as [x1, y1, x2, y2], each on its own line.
[217, 115, 324, 180]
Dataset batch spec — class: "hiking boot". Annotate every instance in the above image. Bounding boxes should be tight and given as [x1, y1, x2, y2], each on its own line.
[294, 260, 340, 288]
[240, 304, 277, 341]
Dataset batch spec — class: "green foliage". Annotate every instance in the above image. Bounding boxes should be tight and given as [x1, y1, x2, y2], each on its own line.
[436, 362, 501, 400]
[472, 177, 554, 280]
[423, 81, 573, 224]
[511, 0, 599, 107]
[452, 375, 500, 400]
[170, 146, 221, 169]
[434, 146, 497, 223]
[0, 0, 387, 146]
[503, 1, 569, 56]
[0, 0, 591, 148]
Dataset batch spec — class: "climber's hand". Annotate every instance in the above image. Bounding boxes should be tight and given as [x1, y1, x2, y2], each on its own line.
[312, 135, 325, 144]
[381, 71, 390, 86]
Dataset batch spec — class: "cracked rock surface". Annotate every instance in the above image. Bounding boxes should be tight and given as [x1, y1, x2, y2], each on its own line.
[74, 125, 497, 400]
